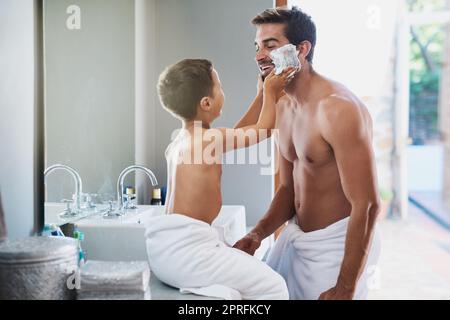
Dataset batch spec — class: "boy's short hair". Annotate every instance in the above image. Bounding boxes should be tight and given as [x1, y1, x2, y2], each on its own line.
[158, 59, 214, 120]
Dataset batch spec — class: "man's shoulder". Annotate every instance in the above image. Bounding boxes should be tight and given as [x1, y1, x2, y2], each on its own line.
[317, 92, 367, 127]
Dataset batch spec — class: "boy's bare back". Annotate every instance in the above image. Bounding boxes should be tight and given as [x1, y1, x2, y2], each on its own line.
[165, 127, 223, 224]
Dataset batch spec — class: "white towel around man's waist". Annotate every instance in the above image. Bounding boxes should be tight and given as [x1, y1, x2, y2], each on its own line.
[266, 216, 381, 300]
[145, 213, 288, 300]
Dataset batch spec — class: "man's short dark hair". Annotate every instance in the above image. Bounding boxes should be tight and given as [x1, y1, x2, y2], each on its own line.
[252, 6, 316, 63]
[158, 59, 214, 120]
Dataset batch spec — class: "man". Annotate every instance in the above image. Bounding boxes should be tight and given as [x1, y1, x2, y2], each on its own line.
[234, 6, 381, 300]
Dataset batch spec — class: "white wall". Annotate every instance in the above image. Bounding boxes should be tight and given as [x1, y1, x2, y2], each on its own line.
[0, 0, 42, 238]
[136, 0, 274, 225]
[289, 0, 398, 98]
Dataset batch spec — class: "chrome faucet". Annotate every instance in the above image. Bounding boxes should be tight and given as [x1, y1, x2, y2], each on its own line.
[44, 164, 83, 214]
[115, 165, 158, 213]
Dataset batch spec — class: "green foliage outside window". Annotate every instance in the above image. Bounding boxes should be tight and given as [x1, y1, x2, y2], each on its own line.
[408, 0, 448, 144]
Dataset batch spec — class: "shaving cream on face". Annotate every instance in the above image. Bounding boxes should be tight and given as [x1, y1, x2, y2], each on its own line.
[270, 44, 301, 75]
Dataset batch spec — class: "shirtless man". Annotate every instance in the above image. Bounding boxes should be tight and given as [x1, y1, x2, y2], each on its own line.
[234, 7, 381, 300]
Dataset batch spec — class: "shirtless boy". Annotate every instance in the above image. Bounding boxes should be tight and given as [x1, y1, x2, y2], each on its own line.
[146, 58, 296, 299]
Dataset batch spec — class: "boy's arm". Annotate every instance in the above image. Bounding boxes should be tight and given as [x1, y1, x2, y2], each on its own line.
[234, 76, 286, 129]
[233, 76, 263, 129]
[233, 90, 263, 129]
[216, 67, 295, 153]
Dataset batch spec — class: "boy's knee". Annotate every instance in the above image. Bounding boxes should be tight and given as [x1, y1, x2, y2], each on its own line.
[255, 272, 288, 300]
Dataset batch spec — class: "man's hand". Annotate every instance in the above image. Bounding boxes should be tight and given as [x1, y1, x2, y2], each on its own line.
[318, 286, 355, 300]
[233, 232, 262, 255]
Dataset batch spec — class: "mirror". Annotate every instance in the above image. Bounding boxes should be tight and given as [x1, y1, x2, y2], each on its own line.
[43, 0, 136, 225]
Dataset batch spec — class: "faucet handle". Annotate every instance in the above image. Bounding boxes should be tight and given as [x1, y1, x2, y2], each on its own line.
[102, 200, 123, 219]
[87, 194, 97, 208]
[60, 199, 75, 218]
[108, 200, 114, 211]
[62, 199, 73, 209]
[80, 193, 96, 209]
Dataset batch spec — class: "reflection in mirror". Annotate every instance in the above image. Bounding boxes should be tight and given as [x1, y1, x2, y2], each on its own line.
[43, 0, 137, 225]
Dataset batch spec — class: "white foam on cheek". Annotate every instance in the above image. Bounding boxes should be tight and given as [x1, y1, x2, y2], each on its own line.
[270, 44, 301, 75]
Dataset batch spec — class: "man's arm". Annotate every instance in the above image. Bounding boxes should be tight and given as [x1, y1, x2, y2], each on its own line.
[233, 153, 296, 254]
[318, 96, 380, 299]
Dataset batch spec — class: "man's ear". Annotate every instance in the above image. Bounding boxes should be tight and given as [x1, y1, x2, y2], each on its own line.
[199, 96, 212, 112]
[297, 41, 312, 62]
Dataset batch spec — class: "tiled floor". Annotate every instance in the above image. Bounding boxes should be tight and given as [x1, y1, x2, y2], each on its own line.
[367, 204, 450, 300]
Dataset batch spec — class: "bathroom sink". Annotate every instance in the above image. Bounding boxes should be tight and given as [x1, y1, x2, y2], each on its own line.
[74, 205, 247, 262]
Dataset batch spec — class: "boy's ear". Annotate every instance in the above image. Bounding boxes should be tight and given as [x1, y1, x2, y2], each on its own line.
[199, 96, 212, 112]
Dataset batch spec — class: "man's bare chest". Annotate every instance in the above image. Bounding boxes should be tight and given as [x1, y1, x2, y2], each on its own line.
[276, 104, 333, 167]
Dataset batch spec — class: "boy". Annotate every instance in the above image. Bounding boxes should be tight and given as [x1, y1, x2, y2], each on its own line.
[146, 59, 295, 300]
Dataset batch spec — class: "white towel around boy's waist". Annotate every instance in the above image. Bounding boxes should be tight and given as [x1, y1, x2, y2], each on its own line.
[145, 213, 241, 300]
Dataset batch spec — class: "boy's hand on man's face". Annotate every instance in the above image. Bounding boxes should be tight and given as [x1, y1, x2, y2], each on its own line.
[263, 67, 296, 100]
[258, 74, 285, 101]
